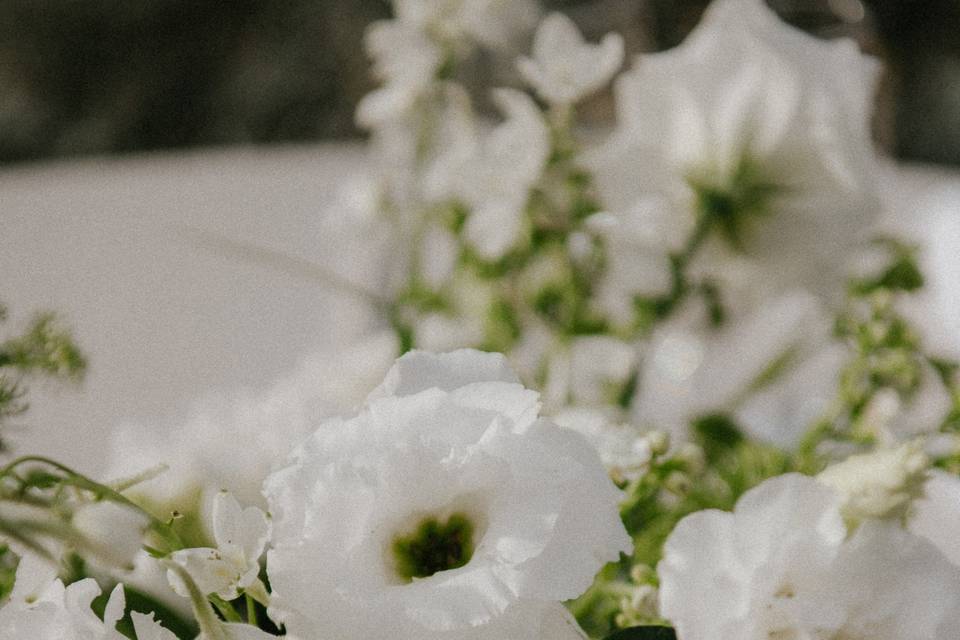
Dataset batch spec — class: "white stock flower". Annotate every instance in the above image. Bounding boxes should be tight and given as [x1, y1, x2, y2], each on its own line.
[589, 0, 880, 303]
[168, 491, 271, 602]
[818, 441, 929, 527]
[659, 473, 960, 640]
[264, 349, 630, 639]
[633, 290, 842, 447]
[553, 408, 654, 482]
[518, 12, 624, 106]
[430, 89, 550, 260]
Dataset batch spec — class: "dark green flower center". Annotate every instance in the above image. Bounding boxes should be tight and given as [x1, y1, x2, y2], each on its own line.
[392, 513, 475, 581]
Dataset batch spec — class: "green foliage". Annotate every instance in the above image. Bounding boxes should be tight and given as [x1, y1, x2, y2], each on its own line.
[0, 306, 87, 449]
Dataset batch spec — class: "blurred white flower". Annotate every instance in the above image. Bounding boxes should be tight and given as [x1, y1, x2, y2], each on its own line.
[633, 290, 842, 447]
[0, 555, 127, 639]
[818, 441, 929, 527]
[168, 491, 271, 602]
[659, 473, 960, 640]
[72, 501, 149, 571]
[910, 470, 960, 568]
[107, 330, 398, 519]
[264, 349, 629, 639]
[553, 407, 655, 482]
[130, 612, 178, 640]
[585, 200, 690, 323]
[589, 0, 880, 303]
[518, 12, 624, 106]
[393, 0, 539, 50]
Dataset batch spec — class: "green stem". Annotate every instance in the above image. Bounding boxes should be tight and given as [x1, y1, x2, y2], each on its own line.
[245, 593, 258, 626]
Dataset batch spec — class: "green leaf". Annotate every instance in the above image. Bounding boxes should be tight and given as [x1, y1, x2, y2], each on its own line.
[604, 626, 677, 640]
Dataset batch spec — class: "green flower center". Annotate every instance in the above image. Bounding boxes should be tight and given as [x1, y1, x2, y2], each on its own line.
[391, 513, 475, 581]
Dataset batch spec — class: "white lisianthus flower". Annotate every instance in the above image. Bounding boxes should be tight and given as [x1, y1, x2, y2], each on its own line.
[633, 290, 843, 447]
[518, 12, 624, 106]
[659, 473, 960, 640]
[818, 441, 929, 528]
[264, 349, 630, 639]
[168, 491, 271, 603]
[589, 0, 880, 303]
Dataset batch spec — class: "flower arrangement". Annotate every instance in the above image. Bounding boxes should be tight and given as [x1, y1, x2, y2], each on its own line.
[4, 0, 960, 638]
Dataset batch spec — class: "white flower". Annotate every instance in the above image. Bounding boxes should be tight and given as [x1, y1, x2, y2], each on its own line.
[72, 501, 149, 571]
[0, 555, 125, 639]
[553, 408, 655, 482]
[264, 349, 630, 639]
[430, 89, 550, 260]
[910, 469, 960, 568]
[818, 441, 929, 527]
[518, 12, 624, 106]
[393, 0, 539, 51]
[659, 473, 960, 639]
[632, 290, 842, 447]
[130, 612, 178, 640]
[588, 0, 880, 303]
[168, 491, 270, 602]
[586, 201, 690, 323]
[107, 330, 398, 520]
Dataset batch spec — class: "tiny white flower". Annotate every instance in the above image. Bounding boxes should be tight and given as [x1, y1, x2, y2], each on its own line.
[264, 349, 630, 640]
[168, 491, 271, 603]
[130, 611, 178, 640]
[818, 441, 929, 528]
[518, 12, 624, 106]
[0, 556, 127, 639]
[393, 0, 540, 51]
[910, 469, 960, 568]
[659, 473, 960, 640]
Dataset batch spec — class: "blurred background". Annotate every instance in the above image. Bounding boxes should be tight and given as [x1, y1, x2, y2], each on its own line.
[0, 0, 958, 165]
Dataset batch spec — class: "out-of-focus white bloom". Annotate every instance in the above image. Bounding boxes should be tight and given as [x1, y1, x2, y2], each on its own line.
[553, 408, 654, 482]
[586, 200, 690, 323]
[264, 349, 630, 639]
[393, 0, 539, 51]
[357, 21, 443, 127]
[0, 555, 128, 639]
[659, 473, 960, 639]
[589, 0, 880, 303]
[168, 491, 271, 602]
[107, 330, 398, 519]
[633, 291, 841, 447]
[911, 470, 960, 568]
[72, 501, 149, 571]
[541, 335, 637, 408]
[818, 441, 929, 527]
[518, 13, 624, 106]
[430, 89, 550, 260]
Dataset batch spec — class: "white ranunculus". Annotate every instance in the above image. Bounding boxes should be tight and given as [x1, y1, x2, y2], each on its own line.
[632, 290, 841, 447]
[659, 473, 960, 639]
[818, 441, 929, 527]
[588, 0, 880, 304]
[264, 349, 630, 639]
[168, 491, 271, 603]
[518, 12, 624, 106]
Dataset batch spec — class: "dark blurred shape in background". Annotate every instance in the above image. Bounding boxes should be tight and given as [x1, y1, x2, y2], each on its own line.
[0, 0, 957, 165]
